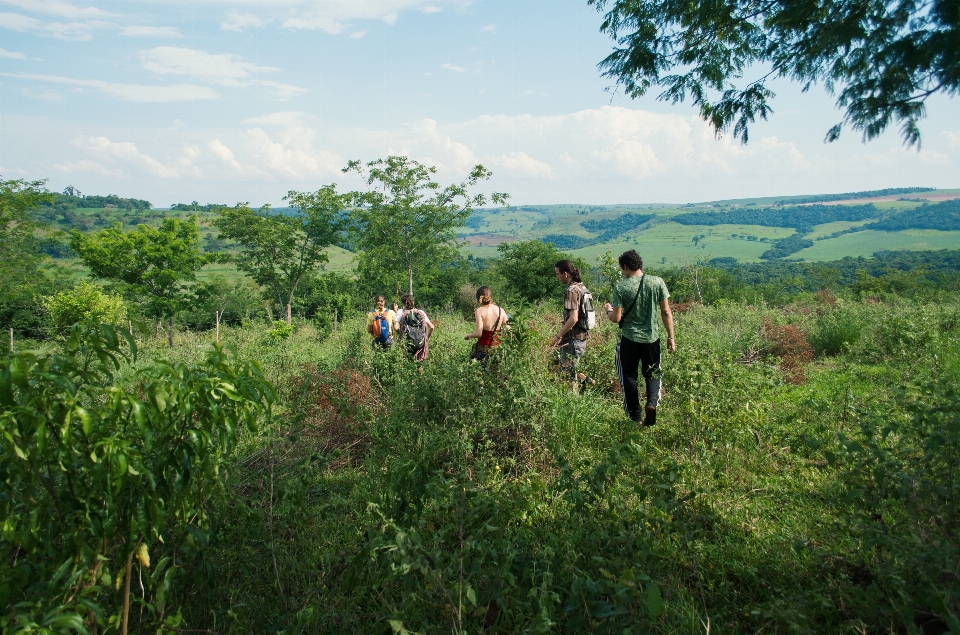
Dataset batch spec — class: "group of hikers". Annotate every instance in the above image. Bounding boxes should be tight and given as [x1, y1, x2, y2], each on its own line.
[366, 249, 674, 426]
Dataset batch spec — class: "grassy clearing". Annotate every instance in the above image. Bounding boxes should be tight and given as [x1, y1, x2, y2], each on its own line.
[793, 229, 960, 260]
[123, 294, 960, 633]
[571, 222, 796, 265]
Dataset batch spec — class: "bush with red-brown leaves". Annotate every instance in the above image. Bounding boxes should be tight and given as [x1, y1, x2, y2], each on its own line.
[762, 318, 814, 383]
[286, 365, 382, 468]
[815, 289, 839, 307]
[671, 300, 698, 314]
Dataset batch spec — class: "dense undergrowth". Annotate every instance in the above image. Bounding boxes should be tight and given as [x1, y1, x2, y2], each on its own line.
[141, 296, 960, 633]
[4, 294, 959, 633]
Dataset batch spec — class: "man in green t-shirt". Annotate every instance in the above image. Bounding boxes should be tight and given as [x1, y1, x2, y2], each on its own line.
[602, 250, 675, 426]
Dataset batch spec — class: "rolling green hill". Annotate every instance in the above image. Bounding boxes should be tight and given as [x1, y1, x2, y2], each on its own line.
[462, 188, 960, 265]
[45, 187, 960, 272]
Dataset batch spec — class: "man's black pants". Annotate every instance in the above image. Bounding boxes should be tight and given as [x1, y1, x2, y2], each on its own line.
[615, 336, 662, 421]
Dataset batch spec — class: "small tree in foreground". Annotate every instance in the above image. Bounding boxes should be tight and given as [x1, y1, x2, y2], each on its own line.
[43, 281, 126, 333]
[345, 156, 509, 296]
[214, 186, 350, 323]
[0, 322, 274, 634]
[69, 217, 213, 321]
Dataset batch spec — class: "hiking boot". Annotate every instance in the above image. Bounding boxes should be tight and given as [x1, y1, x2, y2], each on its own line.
[643, 407, 657, 427]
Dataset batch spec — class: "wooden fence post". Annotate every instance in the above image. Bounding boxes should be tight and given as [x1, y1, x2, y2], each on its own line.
[167, 317, 174, 348]
[215, 311, 220, 343]
[334, 308, 338, 334]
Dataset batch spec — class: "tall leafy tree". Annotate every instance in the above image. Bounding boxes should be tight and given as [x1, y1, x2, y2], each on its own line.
[0, 179, 60, 336]
[345, 156, 509, 296]
[214, 186, 350, 323]
[496, 240, 575, 304]
[70, 216, 212, 319]
[590, 0, 959, 146]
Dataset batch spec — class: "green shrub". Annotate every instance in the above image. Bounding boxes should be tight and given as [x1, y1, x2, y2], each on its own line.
[827, 340, 960, 632]
[268, 319, 294, 339]
[0, 321, 273, 634]
[43, 281, 126, 332]
[810, 305, 864, 355]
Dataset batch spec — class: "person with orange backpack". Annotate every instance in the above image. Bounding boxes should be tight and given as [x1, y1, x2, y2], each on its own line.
[366, 294, 398, 350]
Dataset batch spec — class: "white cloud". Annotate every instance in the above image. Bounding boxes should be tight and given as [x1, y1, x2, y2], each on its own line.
[141, 46, 279, 80]
[139, 46, 305, 98]
[0, 46, 26, 58]
[53, 158, 123, 177]
[1, 72, 218, 101]
[349, 29, 366, 38]
[441, 63, 464, 73]
[72, 135, 181, 178]
[221, 11, 264, 32]
[0, 0, 115, 19]
[278, 0, 466, 34]
[0, 11, 110, 39]
[492, 152, 555, 179]
[120, 25, 182, 38]
[208, 139, 243, 171]
[242, 126, 344, 178]
[237, 79, 307, 100]
[481, 23, 495, 33]
[943, 130, 960, 150]
[18, 85, 61, 100]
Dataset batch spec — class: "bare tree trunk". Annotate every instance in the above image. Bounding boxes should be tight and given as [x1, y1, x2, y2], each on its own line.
[167, 317, 174, 348]
[408, 264, 413, 295]
[285, 304, 291, 325]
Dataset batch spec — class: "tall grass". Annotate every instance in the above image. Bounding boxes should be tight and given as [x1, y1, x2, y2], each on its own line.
[130, 298, 960, 633]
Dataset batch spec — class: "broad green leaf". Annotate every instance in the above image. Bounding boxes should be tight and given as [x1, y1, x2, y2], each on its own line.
[645, 583, 664, 618]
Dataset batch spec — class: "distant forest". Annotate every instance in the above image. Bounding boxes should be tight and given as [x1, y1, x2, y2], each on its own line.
[707, 248, 960, 289]
[774, 186, 934, 205]
[672, 204, 878, 231]
[865, 199, 960, 231]
[543, 212, 656, 249]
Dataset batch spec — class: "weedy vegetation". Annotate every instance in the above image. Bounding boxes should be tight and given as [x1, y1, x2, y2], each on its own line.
[4, 293, 958, 634]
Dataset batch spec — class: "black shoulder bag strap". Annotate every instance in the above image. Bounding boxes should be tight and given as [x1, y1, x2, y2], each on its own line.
[495, 307, 504, 331]
[618, 274, 644, 329]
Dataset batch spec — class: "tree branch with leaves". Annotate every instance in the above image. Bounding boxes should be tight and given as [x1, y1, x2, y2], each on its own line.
[590, 0, 959, 147]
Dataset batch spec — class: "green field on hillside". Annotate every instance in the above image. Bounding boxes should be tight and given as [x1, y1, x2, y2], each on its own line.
[46, 188, 960, 273]
[462, 191, 960, 264]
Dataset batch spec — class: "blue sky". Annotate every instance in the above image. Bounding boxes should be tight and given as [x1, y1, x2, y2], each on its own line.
[1, 0, 958, 207]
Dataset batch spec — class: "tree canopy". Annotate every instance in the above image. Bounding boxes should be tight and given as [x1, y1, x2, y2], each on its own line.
[345, 156, 509, 296]
[214, 186, 350, 322]
[70, 217, 213, 319]
[0, 179, 61, 336]
[496, 240, 573, 304]
[590, 0, 959, 146]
